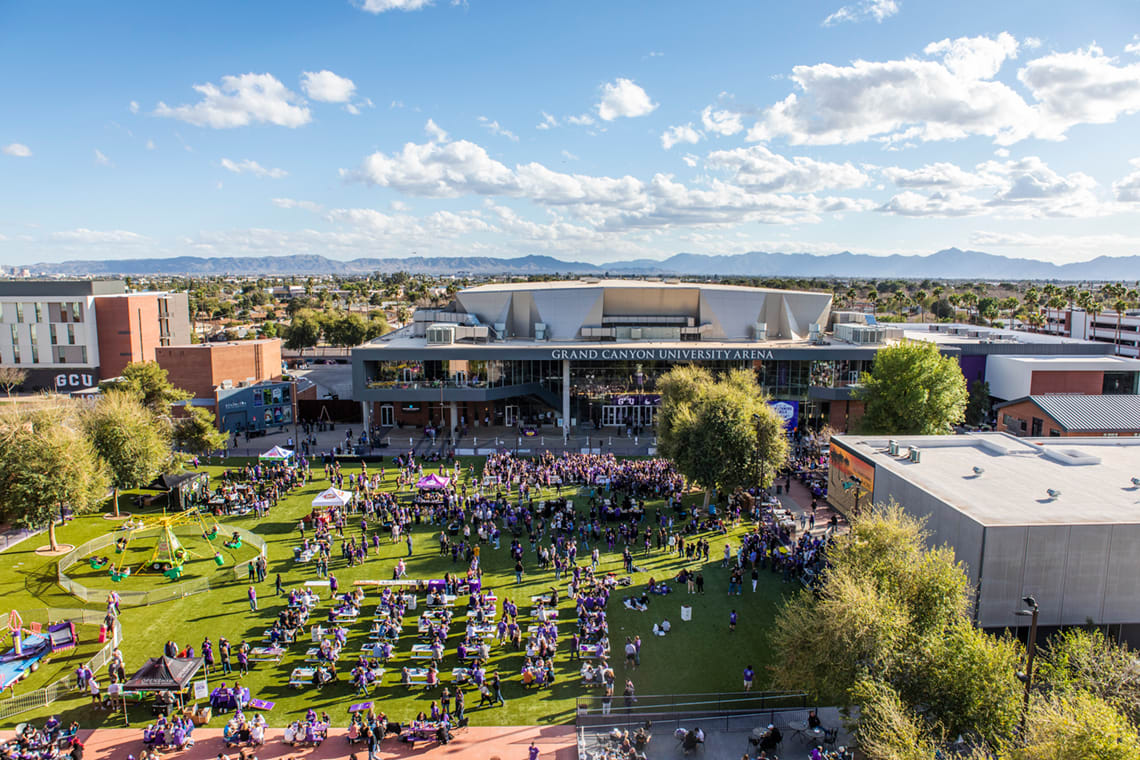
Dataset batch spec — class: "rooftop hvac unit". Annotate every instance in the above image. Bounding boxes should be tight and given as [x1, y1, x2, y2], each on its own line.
[493, 322, 507, 339]
[908, 446, 922, 463]
[754, 322, 768, 341]
[809, 323, 821, 340]
[534, 322, 547, 340]
[629, 328, 642, 340]
[887, 439, 899, 456]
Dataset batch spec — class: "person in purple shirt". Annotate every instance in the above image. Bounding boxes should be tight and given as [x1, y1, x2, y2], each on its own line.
[248, 585, 258, 612]
[743, 665, 754, 691]
[729, 609, 737, 632]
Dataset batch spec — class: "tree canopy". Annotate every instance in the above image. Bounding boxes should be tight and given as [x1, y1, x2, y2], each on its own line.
[83, 390, 172, 517]
[173, 406, 228, 456]
[658, 366, 789, 503]
[855, 340, 968, 435]
[0, 401, 109, 550]
[101, 360, 190, 414]
[771, 504, 1140, 758]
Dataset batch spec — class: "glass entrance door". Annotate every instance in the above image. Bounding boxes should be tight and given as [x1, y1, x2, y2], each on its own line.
[504, 404, 519, 427]
[379, 405, 394, 427]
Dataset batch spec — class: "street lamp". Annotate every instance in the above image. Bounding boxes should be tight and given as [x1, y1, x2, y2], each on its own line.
[1014, 595, 1040, 737]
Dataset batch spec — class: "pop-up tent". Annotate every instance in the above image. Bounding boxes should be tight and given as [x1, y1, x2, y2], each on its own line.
[146, 472, 209, 510]
[259, 446, 294, 462]
[415, 474, 451, 490]
[124, 656, 203, 693]
[311, 487, 354, 508]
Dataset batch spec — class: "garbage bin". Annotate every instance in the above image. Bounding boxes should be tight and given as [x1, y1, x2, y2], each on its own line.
[775, 484, 783, 495]
[294, 546, 302, 561]
[681, 605, 692, 622]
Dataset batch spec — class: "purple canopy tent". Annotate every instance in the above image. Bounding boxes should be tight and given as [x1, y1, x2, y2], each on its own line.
[415, 474, 451, 490]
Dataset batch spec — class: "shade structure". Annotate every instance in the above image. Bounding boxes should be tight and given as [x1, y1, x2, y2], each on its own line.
[259, 446, 294, 461]
[415, 474, 451, 490]
[311, 487, 354, 508]
[124, 656, 203, 692]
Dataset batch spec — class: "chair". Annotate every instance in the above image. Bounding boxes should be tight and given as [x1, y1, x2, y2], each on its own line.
[823, 727, 839, 749]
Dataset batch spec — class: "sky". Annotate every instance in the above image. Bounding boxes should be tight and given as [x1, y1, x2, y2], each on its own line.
[1, 0, 1140, 267]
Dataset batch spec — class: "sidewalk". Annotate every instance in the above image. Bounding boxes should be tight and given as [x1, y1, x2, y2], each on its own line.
[0, 726, 576, 760]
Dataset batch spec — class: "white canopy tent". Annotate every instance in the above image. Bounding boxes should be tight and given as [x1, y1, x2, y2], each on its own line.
[311, 487, 354, 508]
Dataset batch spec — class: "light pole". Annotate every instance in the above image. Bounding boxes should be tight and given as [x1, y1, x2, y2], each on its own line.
[1015, 595, 1040, 737]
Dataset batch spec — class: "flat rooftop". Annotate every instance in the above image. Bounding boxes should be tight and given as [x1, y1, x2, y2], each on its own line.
[900, 323, 1111, 349]
[835, 433, 1140, 527]
[460, 279, 826, 296]
[986, 354, 1140, 370]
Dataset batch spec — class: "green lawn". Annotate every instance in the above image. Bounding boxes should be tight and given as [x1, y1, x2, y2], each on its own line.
[0, 457, 795, 728]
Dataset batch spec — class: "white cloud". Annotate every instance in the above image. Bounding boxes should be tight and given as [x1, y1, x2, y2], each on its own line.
[822, 0, 899, 27]
[750, 33, 1032, 146]
[272, 198, 324, 212]
[1023, 37, 1043, 50]
[681, 154, 699, 168]
[707, 145, 869, 192]
[700, 106, 744, 136]
[1018, 45, 1140, 139]
[356, 0, 434, 12]
[154, 73, 311, 129]
[536, 112, 559, 130]
[1112, 157, 1140, 202]
[128, 100, 140, 114]
[344, 131, 872, 232]
[145, 139, 156, 150]
[424, 119, 448, 142]
[2, 143, 31, 158]
[596, 78, 657, 121]
[661, 123, 702, 150]
[560, 149, 579, 161]
[300, 70, 357, 103]
[1126, 35, 1140, 55]
[477, 116, 519, 141]
[970, 230, 1140, 250]
[221, 158, 288, 179]
[94, 149, 112, 167]
[882, 162, 988, 189]
[994, 148, 1010, 157]
[50, 228, 148, 244]
[566, 113, 596, 126]
[879, 156, 1107, 218]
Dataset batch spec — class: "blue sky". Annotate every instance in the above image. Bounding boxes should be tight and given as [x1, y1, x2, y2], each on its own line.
[1, 0, 1139, 266]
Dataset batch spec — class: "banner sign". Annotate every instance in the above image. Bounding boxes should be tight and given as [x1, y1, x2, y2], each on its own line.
[608, 394, 661, 407]
[767, 399, 799, 433]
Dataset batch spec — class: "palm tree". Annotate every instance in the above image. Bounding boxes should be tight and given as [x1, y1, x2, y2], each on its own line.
[1027, 312, 1045, 332]
[914, 290, 928, 322]
[1112, 298, 1129, 351]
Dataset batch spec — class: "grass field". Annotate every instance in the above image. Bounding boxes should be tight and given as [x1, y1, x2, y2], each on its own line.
[0, 456, 796, 728]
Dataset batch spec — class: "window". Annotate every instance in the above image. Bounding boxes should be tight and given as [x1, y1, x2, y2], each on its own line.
[33, 303, 43, 323]
[73, 302, 83, 323]
[10, 325, 19, 364]
[66, 324, 76, 345]
[15, 304, 24, 323]
[49, 324, 58, 345]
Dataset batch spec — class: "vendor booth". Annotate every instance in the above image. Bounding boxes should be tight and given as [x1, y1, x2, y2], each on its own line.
[311, 488, 354, 508]
[258, 446, 295, 463]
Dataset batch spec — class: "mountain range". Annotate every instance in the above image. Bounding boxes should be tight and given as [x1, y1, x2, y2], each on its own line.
[26, 248, 1140, 280]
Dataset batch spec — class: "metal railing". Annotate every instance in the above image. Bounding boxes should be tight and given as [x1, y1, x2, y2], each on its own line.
[56, 524, 267, 606]
[575, 690, 810, 731]
[0, 612, 122, 722]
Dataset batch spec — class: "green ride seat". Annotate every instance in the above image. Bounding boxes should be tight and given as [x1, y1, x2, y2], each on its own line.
[164, 566, 184, 581]
[214, 554, 226, 567]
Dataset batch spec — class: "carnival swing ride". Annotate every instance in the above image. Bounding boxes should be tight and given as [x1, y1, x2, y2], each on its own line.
[102, 507, 239, 582]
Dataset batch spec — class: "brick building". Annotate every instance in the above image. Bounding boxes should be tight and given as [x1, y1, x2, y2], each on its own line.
[0, 280, 190, 392]
[155, 339, 283, 403]
[995, 394, 1140, 437]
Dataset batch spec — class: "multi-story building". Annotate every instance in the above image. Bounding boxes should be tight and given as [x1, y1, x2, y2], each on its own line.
[351, 279, 1115, 437]
[155, 338, 284, 413]
[1038, 307, 1140, 358]
[0, 280, 190, 392]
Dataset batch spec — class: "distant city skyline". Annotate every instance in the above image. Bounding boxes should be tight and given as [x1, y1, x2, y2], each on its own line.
[1, 0, 1139, 267]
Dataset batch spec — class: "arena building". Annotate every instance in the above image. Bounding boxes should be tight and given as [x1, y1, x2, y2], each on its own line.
[351, 279, 1116, 437]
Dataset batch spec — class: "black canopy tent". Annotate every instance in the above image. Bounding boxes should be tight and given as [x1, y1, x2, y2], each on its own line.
[123, 656, 205, 707]
[145, 472, 209, 510]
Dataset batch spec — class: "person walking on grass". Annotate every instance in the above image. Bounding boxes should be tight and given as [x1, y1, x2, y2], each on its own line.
[743, 664, 754, 691]
[247, 585, 258, 612]
[275, 573, 283, 596]
[729, 609, 737, 632]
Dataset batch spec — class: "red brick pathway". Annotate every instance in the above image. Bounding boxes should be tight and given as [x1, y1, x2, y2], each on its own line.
[1, 726, 577, 760]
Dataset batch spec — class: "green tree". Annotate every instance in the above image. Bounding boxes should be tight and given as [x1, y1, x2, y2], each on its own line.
[0, 366, 28, 398]
[100, 361, 190, 414]
[325, 313, 369, 347]
[173, 407, 228, 456]
[284, 313, 322, 355]
[83, 391, 172, 517]
[0, 402, 109, 550]
[929, 298, 955, 321]
[965, 380, 991, 428]
[1035, 628, 1140, 725]
[658, 366, 789, 508]
[1015, 692, 1140, 760]
[855, 341, 967, 435]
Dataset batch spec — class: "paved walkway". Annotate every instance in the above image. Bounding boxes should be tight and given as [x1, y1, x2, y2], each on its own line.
[1, 726, 576, 760]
